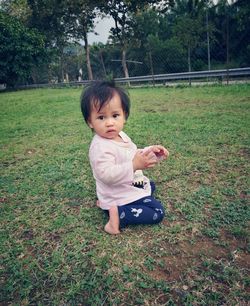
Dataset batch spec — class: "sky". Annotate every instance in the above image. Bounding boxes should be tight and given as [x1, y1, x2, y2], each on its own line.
[88, 17, 114, 45]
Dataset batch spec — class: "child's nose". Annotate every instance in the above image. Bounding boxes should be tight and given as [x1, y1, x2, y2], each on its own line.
[106, 118, 114, 126]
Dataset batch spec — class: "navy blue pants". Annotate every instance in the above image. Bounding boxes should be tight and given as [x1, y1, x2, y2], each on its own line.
[105, 182, 165, 229]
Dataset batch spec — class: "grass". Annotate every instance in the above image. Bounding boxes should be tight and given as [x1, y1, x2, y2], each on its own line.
[0, 84, 249, 305]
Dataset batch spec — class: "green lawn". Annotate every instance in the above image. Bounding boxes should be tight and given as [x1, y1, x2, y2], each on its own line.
[1, 84, 249, 305]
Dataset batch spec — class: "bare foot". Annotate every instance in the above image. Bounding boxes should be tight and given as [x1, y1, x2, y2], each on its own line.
[104, 221, 120, 235]
[96, 200, 100, 207]
[103, 206, 120, 235]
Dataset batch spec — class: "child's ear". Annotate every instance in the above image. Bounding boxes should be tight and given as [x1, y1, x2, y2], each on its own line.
[88, 120, 93, 128]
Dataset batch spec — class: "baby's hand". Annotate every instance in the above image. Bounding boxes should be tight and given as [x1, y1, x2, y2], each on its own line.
[150, 145, 169, 160]
[132, 149, 158, 171]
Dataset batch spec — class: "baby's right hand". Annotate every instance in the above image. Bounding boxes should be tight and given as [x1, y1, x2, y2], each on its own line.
[132, 149, 157, 171]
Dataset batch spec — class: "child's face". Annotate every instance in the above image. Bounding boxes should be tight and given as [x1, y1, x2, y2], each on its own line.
[88, 93, 126, 141]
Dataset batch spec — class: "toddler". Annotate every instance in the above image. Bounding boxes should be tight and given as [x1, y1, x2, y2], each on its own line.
[80, 81, 169, 234]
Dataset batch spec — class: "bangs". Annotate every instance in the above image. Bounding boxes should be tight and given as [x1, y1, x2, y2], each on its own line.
[92, 88, 115, 113]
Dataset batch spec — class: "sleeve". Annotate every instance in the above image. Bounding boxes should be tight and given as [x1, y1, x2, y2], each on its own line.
[89, 144, 134, 186]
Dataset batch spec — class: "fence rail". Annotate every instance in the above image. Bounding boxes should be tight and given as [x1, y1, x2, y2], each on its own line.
[114, 67, 250, 83]
[16, 67, 250, 89]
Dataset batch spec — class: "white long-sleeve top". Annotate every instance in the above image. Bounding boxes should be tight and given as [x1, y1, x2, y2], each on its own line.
[89, 131, 151, 210]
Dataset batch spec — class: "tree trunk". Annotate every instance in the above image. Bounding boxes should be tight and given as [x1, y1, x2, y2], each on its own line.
[206, 9, 211, 71]
[58, 50, 64, 83]
[188, 45, 191, 86]
[122, 48, 130, 86]
[149, 51, 155, 87]
[84, 34, 93, 81]
[99, 51, 107, 78]
[226, 6, 229, 84]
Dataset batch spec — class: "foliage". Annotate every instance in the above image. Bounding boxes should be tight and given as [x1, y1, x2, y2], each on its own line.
[131, 9, 160, 49]
[0, 0, 32, 23]
[0, 11, 46, 87]
[27, 0, 76, 82]
[66, 0, 98, 80]
[97, 1, 174, 79]
[0, 0, 249, 85]
[173, 15, 205, 71]
[27, 0, 69, 47]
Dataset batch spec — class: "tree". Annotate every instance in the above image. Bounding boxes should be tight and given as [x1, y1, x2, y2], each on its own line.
[233, 0, 250, 66]
[171, 0, 208, 78]
[131, 8, 160, 49]
[0, 0, 32, 24]
[29, 0, 98, 81]
[98, 1, 164, 82]
[101, 1, 133, 81]
[223, 0, 250, 67]
[66, 0, 97, 80]
[27, 0, 71, 82]
[0, 11, 46, 87]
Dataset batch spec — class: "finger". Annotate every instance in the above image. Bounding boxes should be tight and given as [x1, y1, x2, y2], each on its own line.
[146, 164, 155, 168]
[159, 148, 168, 156]
[143, 149, 152, 156]
[159, 146, 167, 154]
[146, 160, 157, 168]
[148, 151, 157, 159]
[151, 146, 160, 153]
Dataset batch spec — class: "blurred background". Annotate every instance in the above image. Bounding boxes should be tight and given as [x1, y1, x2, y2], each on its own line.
[1, 0, 249, 87]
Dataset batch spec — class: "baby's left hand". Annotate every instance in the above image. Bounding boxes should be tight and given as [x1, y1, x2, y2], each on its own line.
[151, 145, 169, 160]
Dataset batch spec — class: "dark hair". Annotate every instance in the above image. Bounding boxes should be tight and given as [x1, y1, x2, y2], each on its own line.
[80, 80, 130, 124]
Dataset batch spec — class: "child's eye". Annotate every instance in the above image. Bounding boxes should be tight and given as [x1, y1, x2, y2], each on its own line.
[97, 116, 104, 120]
[113, 114, 120, 118]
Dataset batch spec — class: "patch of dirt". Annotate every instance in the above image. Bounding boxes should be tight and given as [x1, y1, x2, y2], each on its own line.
[148, 234, 249, 283]
[143, 108, 157, 113]
[238, 148, 250, 158]
[47, 232, 62, 242]
[234, 252, 250, 270]
[21, 229, 34, 240]
[151, 253, 195, 282]
[220, 229, 249, 249]
[142, 106, 169, 113]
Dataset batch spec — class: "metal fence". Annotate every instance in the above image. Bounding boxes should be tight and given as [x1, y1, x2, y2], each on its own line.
[16, 67, 250, 90]
[62, 44, 250, 83]
[54, 32, 250, 87]
[12, 12, 250, 89]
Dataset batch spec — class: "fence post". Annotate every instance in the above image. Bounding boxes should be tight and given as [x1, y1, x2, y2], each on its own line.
[149, 51, 155, 87]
